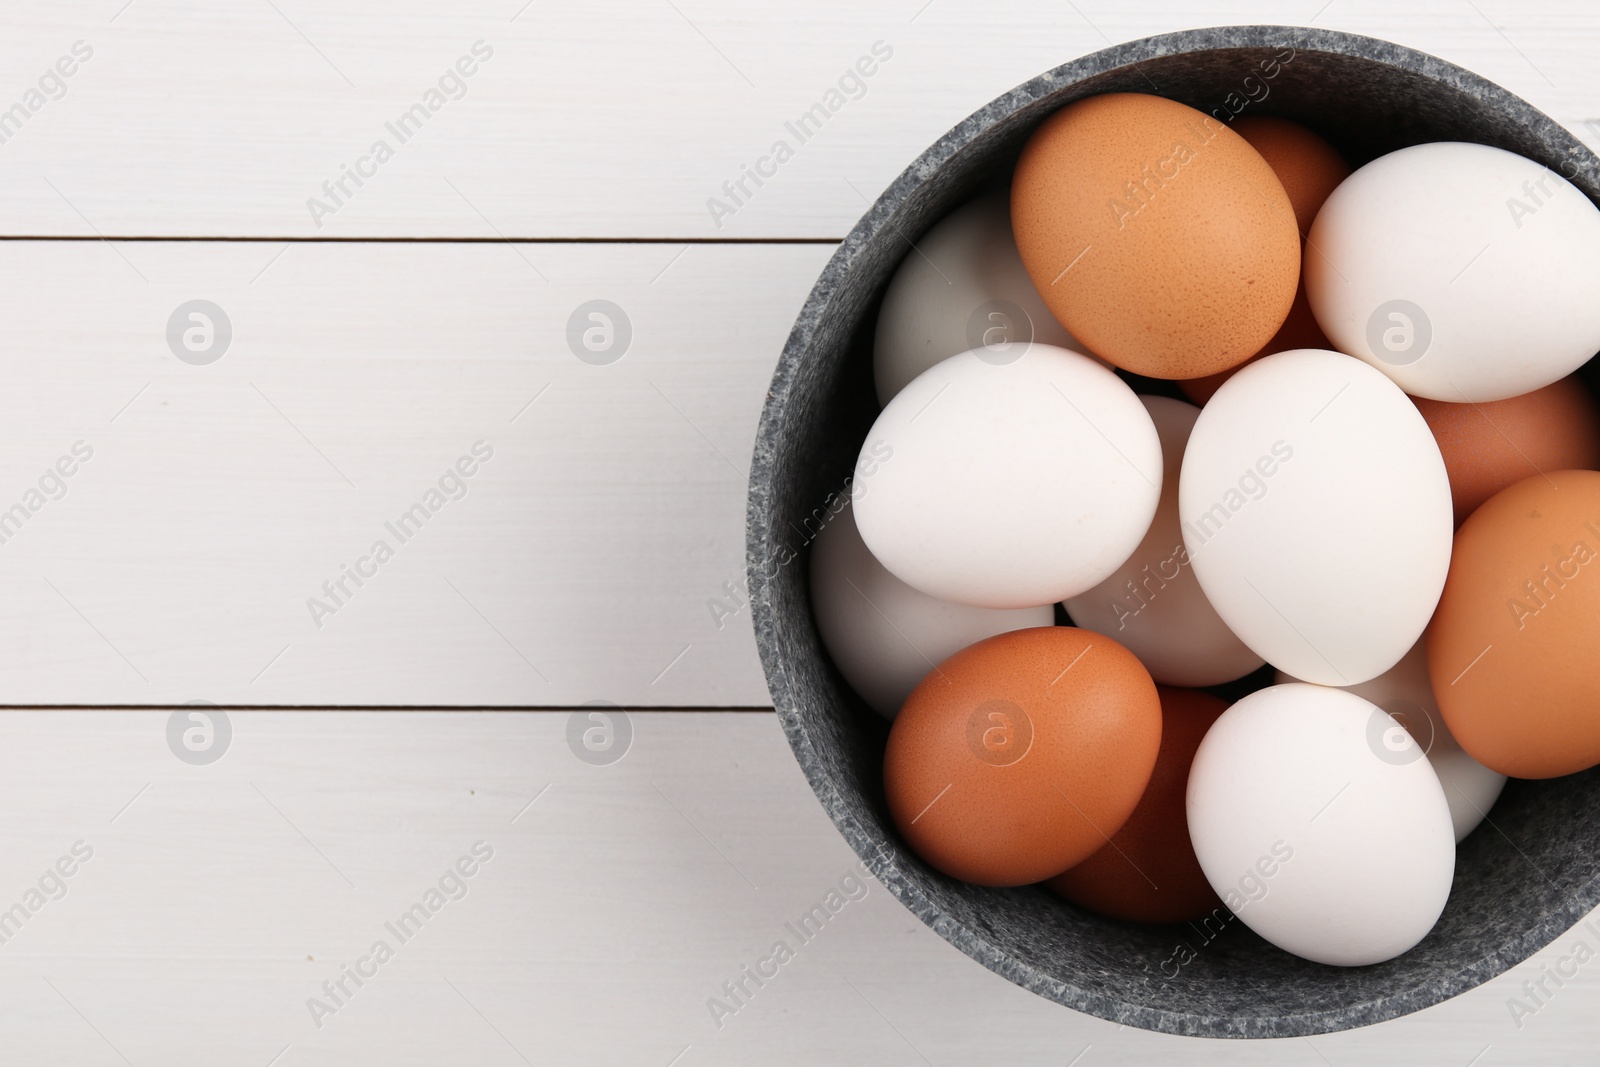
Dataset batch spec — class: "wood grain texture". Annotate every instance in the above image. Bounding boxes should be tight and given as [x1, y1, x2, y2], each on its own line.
[0, 1, 1593, 238]
[0, 239, 822, 706]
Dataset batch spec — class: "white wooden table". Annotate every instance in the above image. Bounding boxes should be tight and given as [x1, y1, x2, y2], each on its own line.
[1, 1, 1598, 1062]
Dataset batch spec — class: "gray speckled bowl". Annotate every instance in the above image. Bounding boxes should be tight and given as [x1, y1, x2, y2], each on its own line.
[747, 25, 1600, 1038]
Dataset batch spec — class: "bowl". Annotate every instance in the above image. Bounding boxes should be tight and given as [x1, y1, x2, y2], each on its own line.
[746, 24, 1600, 1038]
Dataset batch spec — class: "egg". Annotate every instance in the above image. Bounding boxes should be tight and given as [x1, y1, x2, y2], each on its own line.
[1179, 349, 1453, 685]
[1178, 282, 1329, 405]
[1178, 117, 1346, 404]
[1427, 469, 1600, 778]
[1046, 686, 1226, 923]
[853, 344, 1162, 608]
[1063, 396, 1262, 686]
[884, 626, 1162, 886]
[1186, 683, 1455, 966]
[1010, 92, 1300, 379]
[1306, 142, 1600, 402]
[872, 191, 1080, 406]
[1230, 116, 1350, 235]
[809, 498, 1053, 718]
[1412, 375, 1600, 526]
[1275, 639, 1505, 841]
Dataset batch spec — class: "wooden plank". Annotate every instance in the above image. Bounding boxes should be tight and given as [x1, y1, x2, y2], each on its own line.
[0, 1, 1595, 238]
[0, 238, 827, 706]
[0, 707, 1589, 1064]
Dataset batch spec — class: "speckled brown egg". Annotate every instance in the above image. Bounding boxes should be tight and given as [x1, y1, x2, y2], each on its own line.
[1178, 280, 1331, 404]
[883, 626, 1162, 887]
[1178, 116, 1348, 403]
[1046, 686, 1226, 923]
[1010, 93, 1300, 379]
[1230, 115, 1350, 235]
[1412, 376, 1600, 526]
[1427, 469, 1600, 778]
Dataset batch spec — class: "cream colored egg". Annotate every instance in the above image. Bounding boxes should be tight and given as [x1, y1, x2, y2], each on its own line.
[1188, 684, 1455, 966]
[1306, 142, 1600, 402]
[855, 344, 1161, 609]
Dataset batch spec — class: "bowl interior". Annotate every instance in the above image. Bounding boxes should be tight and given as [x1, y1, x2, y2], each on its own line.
[748, 25, 1600, 1038]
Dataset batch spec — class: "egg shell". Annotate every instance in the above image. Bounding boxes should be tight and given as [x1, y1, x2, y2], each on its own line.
[1229, 116, 1350, 235]
[1178, 117, 1345, 404]
[1276, 639, 1505, 841]
[854, 344, 1162, 608]
[1010, 93, 1301, 379]
[872, 191, 1081, 406]
[1306, 142, 1600, 402]
[1427, 469, 1600, 778]
[884, 626, 1162, 887]
[1046, 685, 1226, 923]
[1064, 396, 1263, 686]
[809, 498, 1053, 718]
[1178, 280, 1330, 405]
[1187, 683, 1455, 967]
[1179, 349, 1453, 685]
[1412, 375, 1600, 526]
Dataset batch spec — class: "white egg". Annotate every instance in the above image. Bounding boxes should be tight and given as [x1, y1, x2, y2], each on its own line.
[1179, 349, 1452, 685]
[854, 344, 1161, 609]
[1187, 683, 1455, 967]
[1306, 142, 1600, 402]
[809, 498, 1053, 718]
[872, 191, 1079, 406]
[1063, 396, 1263, 686]
[1275, 639, 1505, 842]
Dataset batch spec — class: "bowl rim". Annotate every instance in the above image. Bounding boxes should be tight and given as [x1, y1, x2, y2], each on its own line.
[746, 23, 1600, 1038]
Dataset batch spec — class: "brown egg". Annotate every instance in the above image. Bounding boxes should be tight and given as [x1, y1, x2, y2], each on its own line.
[1427, 469, 1600, 778]
[1412, 376, 1600, 526]
[1178, 117, 1347, 404]
[1010, 93, 1300, 379]
[1178, 280, 1330, 404]
[1229, 116, 1350, 235]
[883, 627, 1162, 887]
[1046, 686, 1226, 923]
